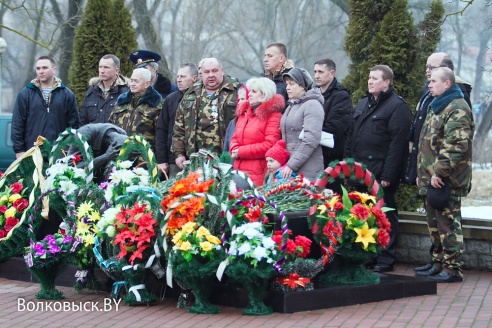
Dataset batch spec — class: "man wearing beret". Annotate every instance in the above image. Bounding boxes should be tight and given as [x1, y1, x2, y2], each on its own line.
[172, 58, 239, 169]
[417, 67, 474, 283]
[129, 50, 178, 99]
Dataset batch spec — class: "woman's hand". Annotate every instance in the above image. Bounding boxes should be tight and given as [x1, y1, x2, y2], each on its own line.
[281, 165, 293, 180]
[231, 149, 239, 159]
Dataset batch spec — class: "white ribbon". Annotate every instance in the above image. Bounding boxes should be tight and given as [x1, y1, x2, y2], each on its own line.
[128, 284, 146, 302]
[166, 257, 173, 287]
[216, 258, 229, 281]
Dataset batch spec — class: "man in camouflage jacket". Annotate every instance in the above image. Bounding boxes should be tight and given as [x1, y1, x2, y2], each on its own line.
[417, 67, 474, 283]
[172, 58, 239, 168]
[109, 68, 163, 151]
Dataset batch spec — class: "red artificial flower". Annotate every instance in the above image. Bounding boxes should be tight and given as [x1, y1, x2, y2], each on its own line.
[0, 205, 7, 214]
[311, 221, 319, 234]
[333, 202, 344, 212]
[286, 239, 297, 254]
[5, 217, 19, 227]
[372, 207, 391, 231]
[350, 203, 370, 220]
[13, 198, 29, 212]
[348, 192, 361, 202]
[0, 171, 3, 178]
[244, 206, 262, 223]
[294, 235, 312, 258]
[10, 182, 23, 194]
[377, 228, 390, 248]
[272, 234, 282, 246]
[0, 229, 6, 238]
[72, 154, 82, 164]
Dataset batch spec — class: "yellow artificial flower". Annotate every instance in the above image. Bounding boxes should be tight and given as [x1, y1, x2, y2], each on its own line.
[82, 234, 94, 246]
[4, 207, 16, 218]
[354, 222, 377, 250]
[88, 211, 100, 222]
[327, 196, 339, 210]
[196, 226, 210, 238]
[0, 195, 7, 204]
[77, 201, 95, 219]
[206, 234, 221, 245]
[172, 231, 183, 245]
[179, 241, 192, 251]
[354, 192, 376, 205]
[181, 222, 196, 234]
[9, 194, 22, 203]
[317, 204, 328, 215]
[200, 241, 213, 252]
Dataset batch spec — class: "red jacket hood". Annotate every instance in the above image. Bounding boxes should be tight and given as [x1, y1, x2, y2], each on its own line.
[236, 94, 285, 120]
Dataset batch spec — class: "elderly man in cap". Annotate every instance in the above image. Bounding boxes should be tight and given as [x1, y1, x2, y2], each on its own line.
[129, 50, 178, 99]
[172, 58, 240, 169]
[109, 68, 163, 151]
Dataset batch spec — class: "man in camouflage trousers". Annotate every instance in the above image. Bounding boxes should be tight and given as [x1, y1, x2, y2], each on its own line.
[417, 67, 474, 283]
[172, 58, 239, 169]
[109, 68, 163, 151]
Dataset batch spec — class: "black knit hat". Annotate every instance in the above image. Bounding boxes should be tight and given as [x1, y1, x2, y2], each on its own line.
[427, 179, 451, 210]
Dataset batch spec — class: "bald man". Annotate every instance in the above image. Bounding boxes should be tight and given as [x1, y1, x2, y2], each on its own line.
[172, 58, 240, 168]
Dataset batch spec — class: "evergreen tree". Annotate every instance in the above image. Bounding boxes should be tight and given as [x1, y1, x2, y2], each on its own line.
[68, 0, 137, 105]
[343, 0, 445, 109]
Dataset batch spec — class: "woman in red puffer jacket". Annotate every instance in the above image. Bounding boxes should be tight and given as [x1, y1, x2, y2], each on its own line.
[230, 77, 285, 186]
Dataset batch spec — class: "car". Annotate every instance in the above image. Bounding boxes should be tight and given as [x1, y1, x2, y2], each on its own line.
[0, 113, 15, 172]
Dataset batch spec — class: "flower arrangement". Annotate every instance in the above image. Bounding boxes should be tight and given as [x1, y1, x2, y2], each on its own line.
[169, 221, 225, 314]
[45, 155, 86, 199]
[161, 172, 214, 236]
[104, 160, 151, 203]
[261, 175, 315, 213]
[0, 181, 28, 239]
[113, 201, 157, 265]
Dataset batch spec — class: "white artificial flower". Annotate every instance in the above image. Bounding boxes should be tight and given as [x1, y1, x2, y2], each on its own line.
[237, 243, 251, 256]
[59, 180, 78, 195]
[253, 246, 267, 261]
[243, 226, 260, 240]
[262, 237, 275, 249]
[108, 170, 123, 184]
[119, 169, 137, 184]
[106, 226, 116, 237]
[118, 161, 133, 169]
[101, 207, 120, 226]
[72, 167, 86, 179]
[228, 180, 237, 194]
[228, 242, 238, 256]
[132, 167, 149, 177]
[138, 175, 150, 186]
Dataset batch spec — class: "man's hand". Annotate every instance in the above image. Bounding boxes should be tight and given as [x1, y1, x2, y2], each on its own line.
[157, 163, 169, 174]
[15, 152, 25, 159]
[175, 156, 186, 169]
[281, 165, 293, 180]
[381, 180, 391, 188]
[431, 175, 444, 188]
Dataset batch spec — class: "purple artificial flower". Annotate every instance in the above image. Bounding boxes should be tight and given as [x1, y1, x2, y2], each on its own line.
[49, 245, 61, 254]
[33, 243, 46, 257]
[62, 235, 73, 244]
[83, 217, 90, 224]
[99, 182, 109, 190]
[48, 238, 57, 247]
[44, 234, 55, 242]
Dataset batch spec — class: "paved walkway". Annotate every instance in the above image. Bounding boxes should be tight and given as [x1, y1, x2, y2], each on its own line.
[0, 264, 490, 328]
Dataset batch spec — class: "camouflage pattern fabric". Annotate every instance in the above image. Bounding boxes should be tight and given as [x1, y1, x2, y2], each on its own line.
[172, 76, 239, 158]
[425, 196, 464, 277]
[109, 87, 163, 151]
[417, 95, 474, 197]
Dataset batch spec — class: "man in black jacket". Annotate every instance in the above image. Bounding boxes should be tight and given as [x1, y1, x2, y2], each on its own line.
[129, 50, 178, 99]
[345, 65, 412, 273]
[79, 54, 129, 125]
[155, 63, 198, 178]
[11, 56, 79, 158]
[314, 59, 353, 169]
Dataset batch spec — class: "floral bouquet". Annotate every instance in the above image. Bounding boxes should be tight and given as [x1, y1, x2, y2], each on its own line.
[169, 222, 225, 314]
[25, 232, 82, 299]
[0, 181, 29, 239]
[71, 188, 108, 292]
[316, 187, 391, 286]
[224, 221, 279, 315]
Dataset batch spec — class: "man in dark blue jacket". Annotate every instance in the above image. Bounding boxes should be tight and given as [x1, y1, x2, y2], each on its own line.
[345, 65, 412, 273]
[11, 56, 79, 158]
[155, 63, 197, 178]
